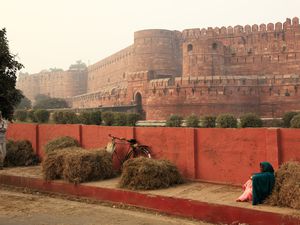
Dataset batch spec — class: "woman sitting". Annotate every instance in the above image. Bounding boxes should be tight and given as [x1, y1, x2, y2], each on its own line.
[237, 162, 275, 205]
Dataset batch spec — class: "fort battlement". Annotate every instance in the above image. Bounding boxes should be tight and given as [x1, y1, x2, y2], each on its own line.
[182, 17, 300, 39]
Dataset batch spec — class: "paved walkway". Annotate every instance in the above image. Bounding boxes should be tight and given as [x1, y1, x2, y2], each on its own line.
[0, 166, 299, 225]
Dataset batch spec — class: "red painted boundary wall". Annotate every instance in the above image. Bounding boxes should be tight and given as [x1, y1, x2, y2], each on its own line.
[6, 124, 300, 185]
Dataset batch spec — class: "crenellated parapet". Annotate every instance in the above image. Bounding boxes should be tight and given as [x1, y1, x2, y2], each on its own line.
[182, 17, 300, 40]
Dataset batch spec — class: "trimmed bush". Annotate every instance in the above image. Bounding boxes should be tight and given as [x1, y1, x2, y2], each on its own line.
[290, 114, 300, 128]
[282, 111, 299, 128]
[44, 136, 80, 155]
[14, 110, 27, 122]
[78, 111, 102, 125]
[34, 109, 50, 123]
[102, 112, 114, 126]
[63, 149, 114, 184]
[201, 116, 216, 128]
[119, 158, 184, 190]
[4, 140, 39, 167]
[240, 113, 263, 128]
[28, 110, 38, 122]
[52, 111, 65, 124]
[185, 114, 199, 127]
[62, 111, 78, 124]
[216, 114, 237, 128]
[126, 113, 141, 126]
[166, 114, 183, 127]
[114, 112, 127, 126]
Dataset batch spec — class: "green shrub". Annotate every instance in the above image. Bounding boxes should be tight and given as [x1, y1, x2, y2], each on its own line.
[52, 111, 65, 124]
[290, 114, 300, 128]
[102, 112, 114, 126]
[282, 111, 299, 128]
[240, 113, 263, 128]
[201, 116, 216, 128]
[126, 113, 141, 126]
[216, 114, 237, 128]
[89, 111, 102, 125]
[114, 112, 127, 126]
[63, 111, 78, 124]
[34, 109, 50, 123]
[14, 110, 27, 122]
[28, 110, 38, 122]
[44, 136, 80, 154]
[78, 111, 102, 125]
[185, 114, 199, 127]
[166, 114, 183, 127]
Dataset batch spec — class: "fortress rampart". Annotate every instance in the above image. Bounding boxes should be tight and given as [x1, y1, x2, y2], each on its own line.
[18, 17, 300, 119]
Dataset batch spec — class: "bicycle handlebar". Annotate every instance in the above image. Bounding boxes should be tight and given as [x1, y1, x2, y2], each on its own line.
[108, 134, 126, 141]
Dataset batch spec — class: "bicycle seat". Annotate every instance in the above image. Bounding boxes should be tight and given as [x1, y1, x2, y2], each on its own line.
[127, 139, 137, 144]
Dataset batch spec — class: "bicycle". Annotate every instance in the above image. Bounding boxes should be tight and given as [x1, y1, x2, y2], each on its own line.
[105, 134, 151, 166]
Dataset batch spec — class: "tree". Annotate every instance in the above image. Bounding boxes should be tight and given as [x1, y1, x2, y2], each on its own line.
[0, 28, 23, 120]
[16, 95, 32, 109]
[33, 96, 68, 109]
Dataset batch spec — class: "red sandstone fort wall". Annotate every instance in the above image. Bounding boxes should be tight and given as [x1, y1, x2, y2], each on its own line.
[17, 17, 300, 120]
[182, 17, 300, 77]
[17, 70, 87, 102]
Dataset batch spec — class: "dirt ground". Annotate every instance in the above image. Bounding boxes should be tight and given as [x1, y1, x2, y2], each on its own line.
[0, 186, 213, 225]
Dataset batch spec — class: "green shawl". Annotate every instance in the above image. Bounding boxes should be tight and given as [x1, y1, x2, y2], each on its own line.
[252, 162, 275, 205]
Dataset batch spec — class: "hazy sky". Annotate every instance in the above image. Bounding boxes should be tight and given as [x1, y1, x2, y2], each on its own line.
[1, 0, 299, 74]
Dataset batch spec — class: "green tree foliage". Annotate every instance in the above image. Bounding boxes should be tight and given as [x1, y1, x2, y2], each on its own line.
[34, 97, 69, 109]
[126, 113, 141, 126]
[166, 114, 183, 127]
[102, 112, 114, 126]
[78, 111, 102, 125]
[14, 109, 27, 122]
[290, 114, 300, 128]
[201, 116, 216, 128]
[216, 114, 238, 128]
[16, 96, 32, 109]
[114, 112, 127, 126]
[34, 109, 50, 123]
[282, 111, 298, 128]
[0, 28, 23, 120]
[69, 60, 87, 71]
[28, 110, 38, 122]
[185, 114, 199, 127]
[240, 113, 263, 128]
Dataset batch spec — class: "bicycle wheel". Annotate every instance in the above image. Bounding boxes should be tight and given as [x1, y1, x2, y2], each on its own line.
[135, 145, 151, 158]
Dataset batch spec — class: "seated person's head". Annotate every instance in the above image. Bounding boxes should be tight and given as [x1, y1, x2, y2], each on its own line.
[260, 162, 274, 173]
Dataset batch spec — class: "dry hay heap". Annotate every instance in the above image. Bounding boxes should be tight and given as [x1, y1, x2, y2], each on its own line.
[42, 147, 114, 184]
[266, 161, 300, 209]
[42, 147, 82, 180]
[4, 140, 39, 167]
[44, 136, 80, 155]
[63, 149, 114, 184]
[119, 157, 184, 190]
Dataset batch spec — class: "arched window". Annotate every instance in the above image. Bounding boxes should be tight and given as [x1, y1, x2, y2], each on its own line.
[187, 44, 193, 52]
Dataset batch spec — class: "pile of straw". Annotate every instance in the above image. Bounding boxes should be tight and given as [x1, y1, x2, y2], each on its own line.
[42, 147, 114, 184]
[63, 149, 114, 184]
[119, 157, 184, 190]
[5, 140, 39, 167]
[44, 136, 80, 155]
[266, 161, 300, 209]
